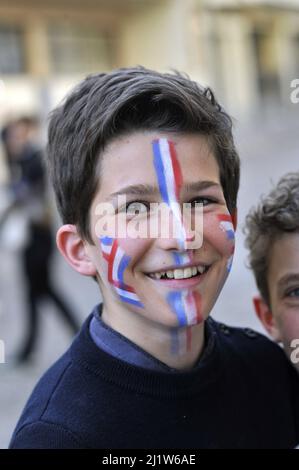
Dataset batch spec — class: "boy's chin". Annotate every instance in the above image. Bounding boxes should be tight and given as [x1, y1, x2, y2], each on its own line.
[131, 300, 207, 329]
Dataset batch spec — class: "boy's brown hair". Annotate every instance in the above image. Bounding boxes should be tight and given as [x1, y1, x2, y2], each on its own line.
[47, 66, 240, 243]
[244, 172, 299, 305]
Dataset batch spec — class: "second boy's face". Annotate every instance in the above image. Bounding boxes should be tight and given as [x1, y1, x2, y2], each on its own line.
[88, 131, 235, 331]
[267, 232, 299, 370]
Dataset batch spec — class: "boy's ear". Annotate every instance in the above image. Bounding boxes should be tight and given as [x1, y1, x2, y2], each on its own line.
[253, 295, 281, 342]
[56, 224, 97, 277]
[231, 208, 238, 231]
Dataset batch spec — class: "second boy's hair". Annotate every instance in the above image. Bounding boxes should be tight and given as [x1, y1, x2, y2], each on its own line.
[47, 66, 240, 243]
[244, 172, 299, 305]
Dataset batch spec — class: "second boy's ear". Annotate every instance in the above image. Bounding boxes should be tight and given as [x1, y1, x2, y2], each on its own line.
[253, 296, 281, 342]
[56, 224, 97, 277]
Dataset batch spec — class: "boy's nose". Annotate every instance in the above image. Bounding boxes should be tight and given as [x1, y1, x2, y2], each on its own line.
[156, 218, 201, 251]
[149, 204, 203, 249]
[174, 212, 203, 250]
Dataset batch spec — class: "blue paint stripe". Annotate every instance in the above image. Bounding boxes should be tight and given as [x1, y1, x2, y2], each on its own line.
[170, 330, 179, 355]
[118, 295, 144, 308]
[226, 230, 235, 240]
[227, 256, 233, 273]
[152, 141, 170, 205]
[117, 253, 131, 283]
[100, 236, 113, 245]
[173, 252, 182, 266]
[167, 291, 187, 326]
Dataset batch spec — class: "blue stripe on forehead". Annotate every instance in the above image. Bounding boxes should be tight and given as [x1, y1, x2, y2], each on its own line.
[152, 140, 170, 205]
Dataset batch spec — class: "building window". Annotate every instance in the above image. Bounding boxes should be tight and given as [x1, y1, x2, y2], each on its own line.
[0, 24, 25, 74]
[48, 23, 111, 74]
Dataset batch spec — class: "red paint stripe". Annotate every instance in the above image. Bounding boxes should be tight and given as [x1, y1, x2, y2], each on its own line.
[218, 213, 232, 223]
[193, 291, 202, 323]
[185, 290, 194, 309]
[168, 140, 183, 201]
[102, 252, 110, 262]
[186, 327, 192, 352]
[108, 239, 118, 284]
[112, 279, 136, 293]
[107, 239, 137, 294]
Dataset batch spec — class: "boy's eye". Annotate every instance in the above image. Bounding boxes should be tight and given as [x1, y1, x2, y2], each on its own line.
[124, 201, 149, 215]
[189, 196, 216, 207]
[286, 288, 299, 298]
[118, 196, 216, 215]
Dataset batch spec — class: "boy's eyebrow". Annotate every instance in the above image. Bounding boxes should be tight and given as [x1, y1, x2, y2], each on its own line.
[106, 181, 221, 201]
[277, 273, 299, 290]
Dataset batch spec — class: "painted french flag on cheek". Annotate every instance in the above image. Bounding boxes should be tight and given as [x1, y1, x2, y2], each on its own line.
[216, 216, 235, 273]
[218, 214, 235, 241]
[99, 236, 114, 262]
[99, 236, 144, 308]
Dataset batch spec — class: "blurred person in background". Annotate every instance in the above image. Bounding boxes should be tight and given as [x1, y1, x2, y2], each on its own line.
[0, 116, 80, 365]
[244, 173, 299, 373]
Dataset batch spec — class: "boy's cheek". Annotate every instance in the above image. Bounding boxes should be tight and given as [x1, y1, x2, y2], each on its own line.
[279, 311, 299, 345]
[97, 235, 151, 278]
[118, 237, 152, 261]
[203, 212, 235, 257]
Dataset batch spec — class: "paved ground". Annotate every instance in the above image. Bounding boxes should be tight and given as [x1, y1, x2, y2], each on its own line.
[0, 106, 298, 448]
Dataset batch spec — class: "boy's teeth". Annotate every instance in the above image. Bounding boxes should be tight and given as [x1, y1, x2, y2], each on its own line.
[183, 267, 192, 278]
[197, 266, 205, 274]
[149, 265, 207, 280]
[174, 269, 184, 279]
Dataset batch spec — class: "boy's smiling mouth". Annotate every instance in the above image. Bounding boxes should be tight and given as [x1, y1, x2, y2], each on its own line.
[144, 263, 210, 289]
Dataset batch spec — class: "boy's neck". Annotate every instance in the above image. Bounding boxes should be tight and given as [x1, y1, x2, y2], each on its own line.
[101, 302, 205, 371]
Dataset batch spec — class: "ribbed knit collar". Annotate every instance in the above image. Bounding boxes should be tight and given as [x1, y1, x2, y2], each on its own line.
[71, 306, 223, 399]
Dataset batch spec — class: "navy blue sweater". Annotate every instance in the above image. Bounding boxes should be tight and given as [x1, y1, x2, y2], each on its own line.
[10, 308, 299, 449]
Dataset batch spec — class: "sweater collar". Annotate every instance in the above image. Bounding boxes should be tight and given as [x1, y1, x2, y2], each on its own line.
[71, 305, 223, 398]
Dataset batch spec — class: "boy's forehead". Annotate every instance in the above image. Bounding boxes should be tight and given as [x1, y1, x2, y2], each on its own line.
[268, 232, 299, 289]
[98, 131, 220, 198]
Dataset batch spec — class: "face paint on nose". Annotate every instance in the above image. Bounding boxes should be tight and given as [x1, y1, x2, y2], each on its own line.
[152, 138, 189, 250]
[172, 251, 192, 266]
[99, 236, 144, 308]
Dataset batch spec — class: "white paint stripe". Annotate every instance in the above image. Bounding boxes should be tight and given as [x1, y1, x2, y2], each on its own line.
[112, 246, 125, 282]
[160, 138, 177, 203]
[159, 139, 187, 247]
[101, 244, 112, 255]
[183, 290, 196, 325]
[115, 286, 140, 301]
[220, 221, 234, 232]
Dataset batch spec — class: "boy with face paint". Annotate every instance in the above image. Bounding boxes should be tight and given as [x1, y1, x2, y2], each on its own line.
[245, 173, 299, 374]
[10, 68, 299, 449]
